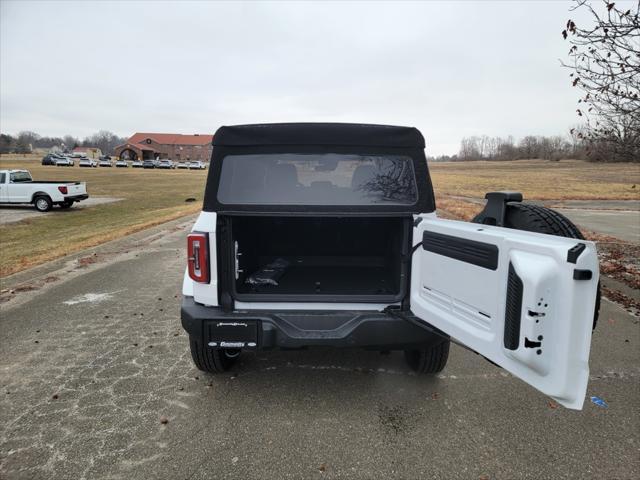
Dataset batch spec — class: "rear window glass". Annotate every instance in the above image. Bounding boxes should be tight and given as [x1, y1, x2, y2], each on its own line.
[217, 153, 417, 205]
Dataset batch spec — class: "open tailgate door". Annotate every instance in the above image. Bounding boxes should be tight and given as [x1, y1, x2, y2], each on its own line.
[411, 215, 599, 409]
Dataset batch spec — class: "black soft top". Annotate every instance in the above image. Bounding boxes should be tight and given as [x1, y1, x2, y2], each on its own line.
[213, 123, 425, 148]
[205, 122, 434, 215]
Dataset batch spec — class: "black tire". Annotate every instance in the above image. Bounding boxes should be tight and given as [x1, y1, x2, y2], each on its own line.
[404, 338, 450, 374]
[59, 201, 73, 209]
[189, 335, 240, 374]
[34, 195, 52, 212]
[473, 202, 601, 330]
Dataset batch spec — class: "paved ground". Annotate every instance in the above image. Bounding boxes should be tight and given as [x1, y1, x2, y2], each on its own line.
[0, 197, 123, 225]
[553, 208, 639, 243]
[1, 218, 639, 480]
[548, 199, 639, 243]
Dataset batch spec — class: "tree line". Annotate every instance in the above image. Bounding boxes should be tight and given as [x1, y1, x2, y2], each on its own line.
[432, 128, 602, 162]
[0, 130, 127, 156]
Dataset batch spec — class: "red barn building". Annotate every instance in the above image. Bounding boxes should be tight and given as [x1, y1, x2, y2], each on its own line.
[114, 133, 213, 162]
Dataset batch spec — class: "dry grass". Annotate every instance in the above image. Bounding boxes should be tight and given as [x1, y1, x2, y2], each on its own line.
[435, 196, 483, 221]
[0, 157, 206, 276]
[430, 159, 640, 200]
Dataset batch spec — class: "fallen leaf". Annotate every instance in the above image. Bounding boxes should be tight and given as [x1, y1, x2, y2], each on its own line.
[52, 394, 59, 400]
[319, 464, 327, 472]
[548, 401, 559, 409]
[160, 415, 169, 424]
[431, 392, 440, 400]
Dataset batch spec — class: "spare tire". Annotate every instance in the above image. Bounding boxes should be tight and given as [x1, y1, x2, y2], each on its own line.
[473, 202, 600, 330]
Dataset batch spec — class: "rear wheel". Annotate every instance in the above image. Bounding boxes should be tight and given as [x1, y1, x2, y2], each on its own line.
[189, 335, 240, 373]
[473, 202, 600, 330]
[34, 195, 52, 212]
[404, 338, 450, 374]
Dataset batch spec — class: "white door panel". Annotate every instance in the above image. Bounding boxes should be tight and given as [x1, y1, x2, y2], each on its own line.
[411, 216, 599, 410]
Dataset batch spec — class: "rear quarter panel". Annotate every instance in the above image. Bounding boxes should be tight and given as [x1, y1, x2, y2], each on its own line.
[184, 211, 218, 306]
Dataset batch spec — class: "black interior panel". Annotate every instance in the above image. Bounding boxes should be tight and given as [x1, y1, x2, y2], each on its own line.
[228, 216, 410, 300]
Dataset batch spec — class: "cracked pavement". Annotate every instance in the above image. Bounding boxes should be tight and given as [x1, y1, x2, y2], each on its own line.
[1, 217, 639, 479]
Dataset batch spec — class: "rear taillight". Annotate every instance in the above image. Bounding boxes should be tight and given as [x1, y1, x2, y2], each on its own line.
[58, 186, 68, 194]
[187, 232, 209, 283]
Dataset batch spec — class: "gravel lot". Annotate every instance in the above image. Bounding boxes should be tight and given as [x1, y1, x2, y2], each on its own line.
[0, 217, 638, 480]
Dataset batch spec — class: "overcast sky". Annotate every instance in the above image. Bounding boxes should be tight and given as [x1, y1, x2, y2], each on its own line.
[1, 0, 626, 155]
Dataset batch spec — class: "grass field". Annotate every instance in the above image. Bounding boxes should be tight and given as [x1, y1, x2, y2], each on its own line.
[0, 157, 207, 276]
[0, 156, 638, 277]
[431, 159, 639, 221]
[430, 159, 639, 200]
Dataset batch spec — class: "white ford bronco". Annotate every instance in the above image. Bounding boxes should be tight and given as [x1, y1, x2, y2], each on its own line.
[0, 169, 88, 212]
[181, 123, 600, 409]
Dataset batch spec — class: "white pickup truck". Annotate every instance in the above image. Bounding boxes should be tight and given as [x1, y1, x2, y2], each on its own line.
[0, 169, 89, 212]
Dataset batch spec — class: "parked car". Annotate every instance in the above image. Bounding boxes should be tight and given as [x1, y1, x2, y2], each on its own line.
[55, 157, 74, 167]
[98, 158, 113, 167]
[79, 158, 98, 168]
[142, 160, 156, 169]
[131, 160, 143, 168]
[71, 152, 86, 158]
[180, 123, 601, 411]
[99, 155, 112, 161]
[157, 159, 175, 169]
[115, 159, 128, 168]
[42, 153, 64, 165]
[176, 161, 189, 169]
[188, 161, 206, 170]
[0, 169, 88, 212]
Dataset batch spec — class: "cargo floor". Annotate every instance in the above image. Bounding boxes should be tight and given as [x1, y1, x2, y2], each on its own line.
[240, 265, 398, 296]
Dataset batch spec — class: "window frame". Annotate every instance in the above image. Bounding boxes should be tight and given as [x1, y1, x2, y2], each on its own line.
[203, 145, 435, 215]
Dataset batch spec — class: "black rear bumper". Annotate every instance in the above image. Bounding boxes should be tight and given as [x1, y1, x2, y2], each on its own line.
[181, 297, 442, 350]
[63, 194, 89, 202]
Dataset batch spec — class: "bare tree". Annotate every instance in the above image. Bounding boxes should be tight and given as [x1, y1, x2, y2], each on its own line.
[82, 130, 126, 155]
[62, 135, 78, 152]
[562, 0, 640, 161]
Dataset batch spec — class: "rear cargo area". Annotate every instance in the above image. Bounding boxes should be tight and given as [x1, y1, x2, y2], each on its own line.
[226, 216, 410, 301]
